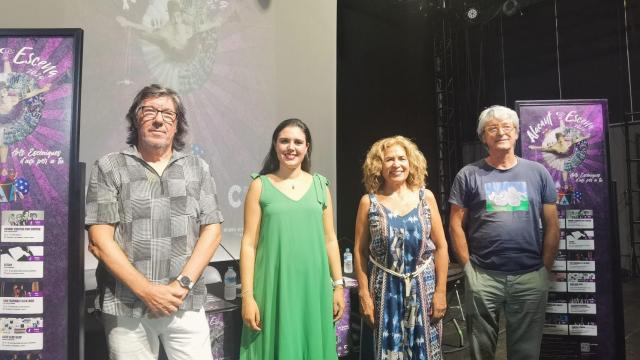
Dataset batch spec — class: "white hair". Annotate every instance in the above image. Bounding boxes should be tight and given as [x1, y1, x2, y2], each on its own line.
[477, 105, 520, 139]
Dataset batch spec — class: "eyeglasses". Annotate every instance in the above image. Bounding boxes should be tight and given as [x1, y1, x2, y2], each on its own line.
[484, 124, 515, 134]
[137, 106, 177, 125]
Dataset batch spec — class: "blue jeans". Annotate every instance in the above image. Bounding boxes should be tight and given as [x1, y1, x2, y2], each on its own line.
[464, 263, 549, 360]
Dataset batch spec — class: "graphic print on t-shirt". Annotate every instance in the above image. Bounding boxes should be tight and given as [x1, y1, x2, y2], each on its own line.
[484, 181, 529, 212]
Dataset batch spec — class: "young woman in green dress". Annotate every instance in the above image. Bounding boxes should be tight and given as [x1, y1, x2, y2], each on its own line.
[239, 118, 345, 359]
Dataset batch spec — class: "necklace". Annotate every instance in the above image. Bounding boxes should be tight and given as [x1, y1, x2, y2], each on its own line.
[289, 178, 298, 190]
[285, 174, 303, 190]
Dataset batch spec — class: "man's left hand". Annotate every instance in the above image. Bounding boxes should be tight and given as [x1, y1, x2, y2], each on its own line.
[169, 280, 189, 301]
[139, 283, 186, 317]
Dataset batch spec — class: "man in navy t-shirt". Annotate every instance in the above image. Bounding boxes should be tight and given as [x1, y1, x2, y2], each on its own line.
[449, 105, 559, 360]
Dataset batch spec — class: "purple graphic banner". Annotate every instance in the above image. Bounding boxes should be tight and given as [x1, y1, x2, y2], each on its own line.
[0, 30, 82, 360]
[517, 99, 621, 359]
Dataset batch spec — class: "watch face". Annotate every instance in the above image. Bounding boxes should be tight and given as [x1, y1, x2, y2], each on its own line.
[179, 276, 192, 288]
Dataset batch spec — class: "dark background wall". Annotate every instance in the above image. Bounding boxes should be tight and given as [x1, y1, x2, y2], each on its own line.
[454, 0, 632, 144]
[337, 0, 639, 243]
[337, 0, 438, 242]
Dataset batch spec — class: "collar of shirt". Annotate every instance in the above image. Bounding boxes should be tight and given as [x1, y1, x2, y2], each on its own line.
[120, 146, 190, 166]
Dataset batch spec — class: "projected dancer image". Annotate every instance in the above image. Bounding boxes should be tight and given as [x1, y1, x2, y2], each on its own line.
[0, 56, 51, 163]
[528, 120, 590, 183]
[116, 0, 222, 58]
[353, 136, 448, 359]
[239, 119, 345, 359]
[115, 0, 229, 91]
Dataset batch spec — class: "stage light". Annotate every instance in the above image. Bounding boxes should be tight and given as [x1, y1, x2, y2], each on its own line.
[502, 0, 519, 16]
[458, 0, 505, 25]
[466, 7, 479, 20]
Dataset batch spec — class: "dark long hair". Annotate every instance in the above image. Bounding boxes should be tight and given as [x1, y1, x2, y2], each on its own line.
[259, 118, 312, 175]
[125, 84, 188, 151]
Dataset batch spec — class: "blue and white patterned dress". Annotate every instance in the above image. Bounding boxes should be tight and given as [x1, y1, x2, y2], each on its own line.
[367, 189, 442, 360]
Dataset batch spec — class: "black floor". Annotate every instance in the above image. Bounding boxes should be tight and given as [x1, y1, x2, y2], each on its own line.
[623, 278, 640, 360]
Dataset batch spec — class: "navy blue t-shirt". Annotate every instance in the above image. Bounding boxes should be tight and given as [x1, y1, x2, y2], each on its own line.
[449, 158, 556, 274]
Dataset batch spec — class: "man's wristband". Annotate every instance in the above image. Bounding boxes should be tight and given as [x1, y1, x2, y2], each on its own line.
[332, 278, 345, 289]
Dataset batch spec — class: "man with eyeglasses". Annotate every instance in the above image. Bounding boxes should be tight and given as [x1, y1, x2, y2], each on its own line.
[448, 105, 559, 360]
[85, 84, 223, 359]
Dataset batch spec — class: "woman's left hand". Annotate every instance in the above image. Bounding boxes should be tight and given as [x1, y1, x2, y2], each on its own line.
[430, 291, 447, 322]
[333, 287, 345, 321]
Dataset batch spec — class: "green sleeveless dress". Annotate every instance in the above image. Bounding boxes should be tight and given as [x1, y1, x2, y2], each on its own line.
[239, 173, 337, 360]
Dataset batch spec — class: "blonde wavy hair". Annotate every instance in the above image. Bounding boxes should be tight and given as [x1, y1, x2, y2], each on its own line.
[362, 136, 427, 193]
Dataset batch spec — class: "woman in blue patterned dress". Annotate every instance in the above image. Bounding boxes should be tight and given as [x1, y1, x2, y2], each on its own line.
[354, 136, 448, 359]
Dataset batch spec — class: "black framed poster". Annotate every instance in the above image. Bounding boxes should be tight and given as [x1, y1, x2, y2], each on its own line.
[0, 29, 83, 360]
[517, 99, 624, 360]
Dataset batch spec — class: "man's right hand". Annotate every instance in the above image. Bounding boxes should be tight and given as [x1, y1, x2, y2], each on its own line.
[138, 283, 185, 317]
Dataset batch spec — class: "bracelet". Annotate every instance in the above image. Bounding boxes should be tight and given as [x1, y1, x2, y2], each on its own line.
[332, 278, 345, 289]
[240, 289, 253, 297]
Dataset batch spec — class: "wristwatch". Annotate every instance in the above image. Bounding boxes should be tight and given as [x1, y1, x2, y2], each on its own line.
[332, 278, 345, 289]
[176, 274, 194, 290]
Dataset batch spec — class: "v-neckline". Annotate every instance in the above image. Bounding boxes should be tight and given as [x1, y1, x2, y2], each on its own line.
[264, 175, 314, 202]
[379, 202, 419, 218]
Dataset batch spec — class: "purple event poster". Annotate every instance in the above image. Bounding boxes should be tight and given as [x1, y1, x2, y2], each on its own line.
[0, 30, 82, 360]
[517, 99, 622, 359]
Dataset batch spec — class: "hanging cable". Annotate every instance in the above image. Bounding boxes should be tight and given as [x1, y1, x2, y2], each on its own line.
[500, 14, 507, 105]
[623, 0, 635, 117]
[553, 0, 562, 99]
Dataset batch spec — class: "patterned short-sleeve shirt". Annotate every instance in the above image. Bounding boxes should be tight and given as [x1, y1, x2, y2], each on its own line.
[85, 147, 224, 317]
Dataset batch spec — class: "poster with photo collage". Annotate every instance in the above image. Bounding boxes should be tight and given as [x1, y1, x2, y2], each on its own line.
[0, 30, 83, 360]
[518, 99, 622, 359]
